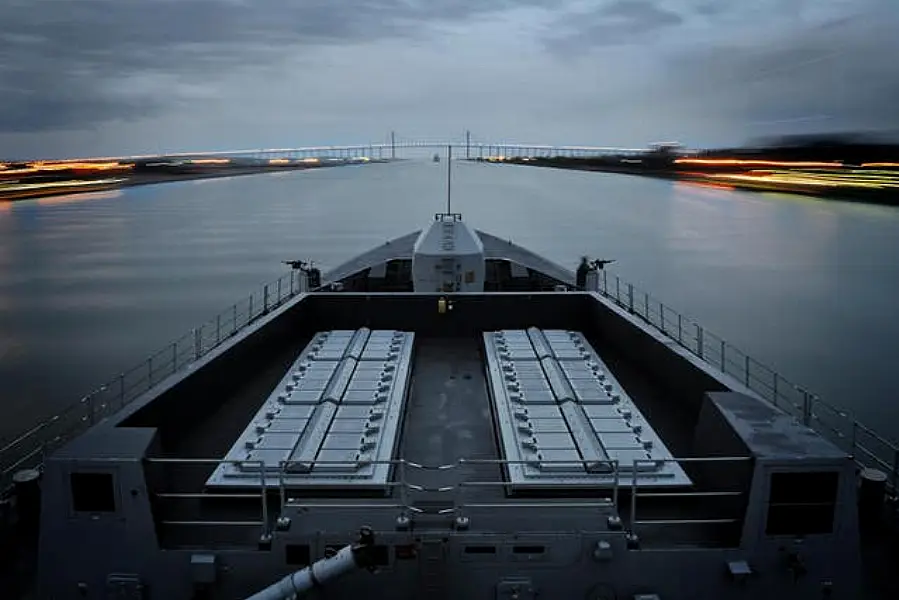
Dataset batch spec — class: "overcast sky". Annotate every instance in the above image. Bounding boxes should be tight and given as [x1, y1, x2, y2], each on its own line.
[0, 0, 897, 159]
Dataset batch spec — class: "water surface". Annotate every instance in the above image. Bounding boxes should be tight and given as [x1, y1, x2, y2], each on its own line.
[1, 161, 898, 445]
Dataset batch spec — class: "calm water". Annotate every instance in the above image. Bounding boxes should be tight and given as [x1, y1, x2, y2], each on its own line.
[1, 161, 899, 444]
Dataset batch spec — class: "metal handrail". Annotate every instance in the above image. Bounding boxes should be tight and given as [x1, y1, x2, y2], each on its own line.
[0, 269, 307, 491]
[147, 458, 269, 539]
[596, 271, 899, 494]
[124, 455, 755, 542]
[628, 456, 754, 542]
[144, 456, 625, 535]
[4, 268, 898, 501]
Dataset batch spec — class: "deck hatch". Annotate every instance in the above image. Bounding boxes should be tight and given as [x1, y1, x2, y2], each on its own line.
[206, 328, 414, 491]
[484, 328, 691, 490]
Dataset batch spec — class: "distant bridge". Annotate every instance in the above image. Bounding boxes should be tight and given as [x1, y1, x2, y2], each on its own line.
[14, 133, 657, 164]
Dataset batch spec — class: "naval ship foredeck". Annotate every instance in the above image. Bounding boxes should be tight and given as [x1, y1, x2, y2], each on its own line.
[107, 293, 751, 550]
[28, 290, 874, 600]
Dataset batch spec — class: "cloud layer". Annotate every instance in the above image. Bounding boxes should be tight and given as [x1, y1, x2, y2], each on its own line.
[0, 0, 896, 157]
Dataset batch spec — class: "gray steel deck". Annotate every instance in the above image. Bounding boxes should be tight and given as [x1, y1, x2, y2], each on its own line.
[398, 336, 505, 510]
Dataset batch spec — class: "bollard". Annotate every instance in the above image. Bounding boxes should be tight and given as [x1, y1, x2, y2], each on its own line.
[13, 468, 41, 535]
[858, 468, 887, 527]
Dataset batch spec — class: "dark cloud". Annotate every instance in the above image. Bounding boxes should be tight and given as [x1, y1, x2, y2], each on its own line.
[660, 8, 899, 140]
[0, 0, 549, 134]
[2, 0, 897, 152]
[544, 0, 682, 52]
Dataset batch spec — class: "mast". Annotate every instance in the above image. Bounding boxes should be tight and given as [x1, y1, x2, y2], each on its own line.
[446, 145, 452, 214]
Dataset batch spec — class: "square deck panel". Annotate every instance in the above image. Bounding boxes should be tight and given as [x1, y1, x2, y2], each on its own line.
[483, 328, 691, 491]
[206, 328, 414, 492]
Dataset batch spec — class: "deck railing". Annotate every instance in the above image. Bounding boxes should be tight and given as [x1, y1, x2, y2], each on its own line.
[146, 457, 623, 545]
[595, 270, 899, 493]
[147, 456, 751, 547]
[629, 456, 752, 544]
[2, 274, 897, 498]
[0, 269, 306, 491]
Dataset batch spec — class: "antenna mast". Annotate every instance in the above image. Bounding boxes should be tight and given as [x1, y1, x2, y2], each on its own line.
[446, 145, 452, 214]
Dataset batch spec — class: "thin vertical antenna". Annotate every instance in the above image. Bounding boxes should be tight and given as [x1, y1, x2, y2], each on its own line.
[446, 145, 452, 214]
[390, 131, 396, 160]
[465, 130, 471, 159]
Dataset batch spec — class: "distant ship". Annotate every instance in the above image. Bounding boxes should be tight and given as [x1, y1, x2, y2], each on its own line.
[433, 153, 440, 163]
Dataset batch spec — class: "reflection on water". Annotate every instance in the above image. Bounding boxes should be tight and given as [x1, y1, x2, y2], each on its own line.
[0, 162, 898, 446]
[36, 189, 124, 206]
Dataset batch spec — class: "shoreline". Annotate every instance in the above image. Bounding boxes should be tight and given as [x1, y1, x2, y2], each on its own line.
[0, 160, 389, 202]
[479, 158, 899, 207]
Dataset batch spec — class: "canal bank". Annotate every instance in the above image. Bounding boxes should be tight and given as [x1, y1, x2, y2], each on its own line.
[480, 157, 899, 207]
[0, 159, 391, 202]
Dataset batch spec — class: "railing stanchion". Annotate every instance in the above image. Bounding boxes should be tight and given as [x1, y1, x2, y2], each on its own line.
[627, 284, 634, 313]
[772, 373, 779, 406]
[264, 285, 269, 314]
[400, 460, 408, 509]
[630, 463, 638, 536]
[216, 315, 221, 346]
[290, 270, 295, 295]
[194, 327, 201, 360]
[612, 461, 619, 510]
[249, 295, 253, 323]
[892, 450, 899, 495]
[148, 357, 153, 387]
[697, 325, 704, 358]
[802, 390, 811, 426]
[279, 462, 286, 512]
[277, 278, 282, 304]
[259, 462, 269, 540]
[660, 303, 666, 333]
[644, 293, 649, 319]
[744, 355, 750, 388]
[677, 313, 682, 344]
[232, 304, 238, 336]
[602, 269, 607, 293]
[615, 276, 620, 303]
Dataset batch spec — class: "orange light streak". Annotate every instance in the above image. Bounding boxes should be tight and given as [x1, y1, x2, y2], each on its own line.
[675, 158, 843, 168]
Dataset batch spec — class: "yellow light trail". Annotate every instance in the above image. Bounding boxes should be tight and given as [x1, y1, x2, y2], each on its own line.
[188, 158, 230, 165]
[675, 158, 843, 168]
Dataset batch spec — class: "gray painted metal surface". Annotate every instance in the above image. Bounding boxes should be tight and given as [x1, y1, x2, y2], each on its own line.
[207, 328, 414, 490]
[319, 227, 575, 288]
[484, 328, 690, 490]
[23, 218, 878, 599]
